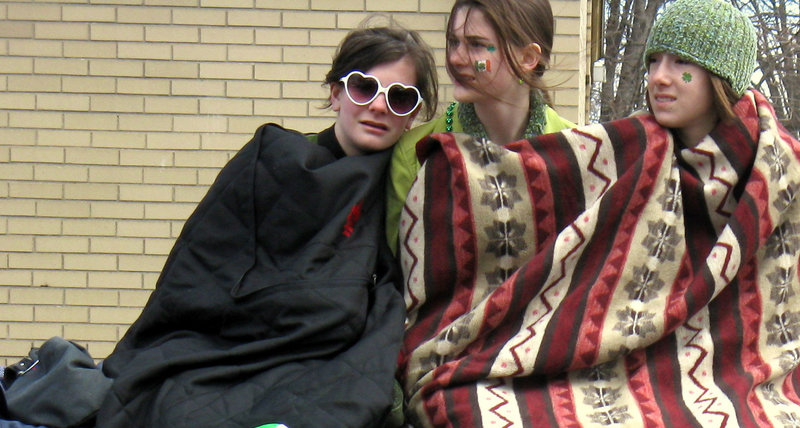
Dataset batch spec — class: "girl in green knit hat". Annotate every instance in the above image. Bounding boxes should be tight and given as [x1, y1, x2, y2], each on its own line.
[643, 0, 758, 147]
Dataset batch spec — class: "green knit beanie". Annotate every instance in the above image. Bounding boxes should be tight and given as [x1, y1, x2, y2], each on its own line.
[644, 0, 757, 96]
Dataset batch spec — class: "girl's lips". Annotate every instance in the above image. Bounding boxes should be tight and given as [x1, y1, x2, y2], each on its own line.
[361, 120, 388, 131]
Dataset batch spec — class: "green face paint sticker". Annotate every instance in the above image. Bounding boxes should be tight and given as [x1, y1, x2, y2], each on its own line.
[487, 45, 496, 52]
[682, 72, 692, 83]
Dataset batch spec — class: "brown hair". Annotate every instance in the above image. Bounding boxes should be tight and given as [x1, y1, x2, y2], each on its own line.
[323, 20, 438, 121]
[709, 74, 740, 123]
[446, 0, 554, 104]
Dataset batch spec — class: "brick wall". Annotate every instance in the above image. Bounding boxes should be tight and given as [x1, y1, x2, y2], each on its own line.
[0, 0, 590, 364]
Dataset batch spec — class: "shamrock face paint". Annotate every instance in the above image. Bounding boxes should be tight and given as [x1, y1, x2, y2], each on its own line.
[486, 45, 496, 52]
[682, 72, 692, 83]
[475, 59, 491, 72]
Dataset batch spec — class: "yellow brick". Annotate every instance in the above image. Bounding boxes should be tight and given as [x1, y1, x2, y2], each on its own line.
[91, 94, 145, 113]
[8, 111, 64, 129]
[9, 286, 64, 305]
[90, 23, 144, 41]
[36, 236, 90, 253]
[63, 254, 117, 271]
[118, 114, 172, 132]
[88, 271, 144, 289]
[117, 220, 171, 238]
[11, 146, 64, 163]
[0, 305, 34, 322]
[89, 59, 145, 77]
[142, 167, 196, 185]
[9, 182, 63, 199]
[253, 0, 305, 8]
[62, 76, 116, 94]
[7, 75, 61, 93]
[7, 217, 61, 235]
[174, 185, 209, 203]
[33, 270, 87, 288]
[172, 44, 226, 62]
[0, 129, 37, 146]
[2, 270, 33, 286]
[144, 25, 199, 43]
[174, 150, 228, 168]
[90, 201, 144, 219]
[1, 163, 34, 181]
[309, 29, 349, 47]
[34, 22, 90, 40]
[33, 165, 90, 183]
[227, 45, 282, 63]
[144, 237, 176, 255]
[171, 79, 226, 97]
[200, 133, 248, 151]
[228, 116, 281, 135]
[282, 117, 334, 134]
[173, 115, 227, 133]
[90, 236, 144, 254]
[119, 149, 172, 167]
[8, 3, 61, 20]
[0, 22, 35, 39]
[172, 8, 225, 25]
[365, 0, 418, 11]
[255, 99, 307, 116]
[282, 11, 336, 29]
[391, 13, 448, 32]
[143, 202, 195, 220]
[118, 254, 166, 272]
[39, 130, 92, 147]
[64, 112, 119, 131]
[38, 199, 91, 218]
[0, 93, 35, 110]
[201, 0, 251, 7]
[199, 62, 253, 80]
[0, 340, 37, 362]
[62, 219, 116, 236]
[116, 77, 169, 95]
[145, 60, 198, 78]
[89, 306, 142, 324]
[65, 183, 118, 201]
[0, 236, 34, 252]
[118, 42, 171, 60]
[37, 93, 91, 112]
[147, 132, 200, 150]
[255, 28, 308, 46]
[35, 306, 90, 323]
[93, 131, 147, 149]
[8, 39, 62, 57]
[254, 63, 308, 81]
[119, 289, 153, 307]
[199, 97, 252, 115]
[227, 10, 281, 26]
[144, 96, 198, 114]
[65, 147, 119, 165]
[311, 0, 363, 10]
[65, 289, 118, 306]
[120, 184, 172, 201]
[63, 323, 118, 341]
[8, 323, 63, 340]
[282, 82, 328, 100]
[62, 5, 116, 22]
[117, 6, 171, 24]
[64, 41, 117, 59]
[89, 165, 143, 183]
[0, 199, 36, 216]
[283, 46, 334, 65]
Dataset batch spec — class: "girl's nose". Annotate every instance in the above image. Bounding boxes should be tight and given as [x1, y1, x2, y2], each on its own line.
[368, 92, 390, 114]
[648, 62, 671, 85]
[449, 43, 468, 67]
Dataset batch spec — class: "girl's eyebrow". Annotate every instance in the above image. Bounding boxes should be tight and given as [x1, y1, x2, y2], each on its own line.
[463, 34, 491, 44]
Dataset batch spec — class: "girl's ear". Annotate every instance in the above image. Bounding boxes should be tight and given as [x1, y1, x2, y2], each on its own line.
[518, 42, 542, 74]
[330, 83, 342, 112]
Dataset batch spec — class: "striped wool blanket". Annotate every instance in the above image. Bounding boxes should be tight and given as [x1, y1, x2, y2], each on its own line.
[399, 90, 800, 427]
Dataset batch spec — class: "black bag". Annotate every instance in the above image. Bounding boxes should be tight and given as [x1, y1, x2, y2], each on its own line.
[3, 337, 111, 428]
